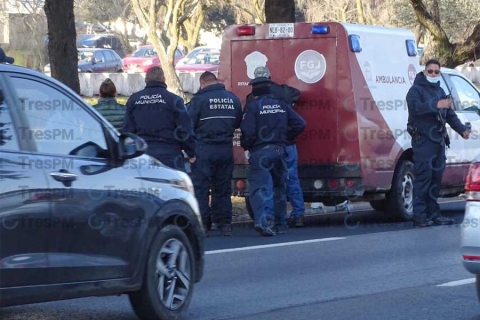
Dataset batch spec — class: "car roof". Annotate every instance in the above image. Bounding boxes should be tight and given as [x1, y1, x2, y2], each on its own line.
[78, 48, 113, 52]
[0, 63, 84, 95]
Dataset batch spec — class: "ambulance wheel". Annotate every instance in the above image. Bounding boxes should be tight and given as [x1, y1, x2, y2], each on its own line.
[385, 160, 414, 221]
[245, 197, 254, 220]
[369, 200, 386, 212]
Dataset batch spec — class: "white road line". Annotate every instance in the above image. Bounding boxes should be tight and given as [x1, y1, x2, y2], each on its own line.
[436, 278, 476, 287]
[205, 237, 346, 255]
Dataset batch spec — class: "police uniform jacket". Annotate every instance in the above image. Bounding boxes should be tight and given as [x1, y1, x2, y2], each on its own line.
[240, 94, 306, 153]
[187, 83, 243, 145]
[406, 72, 466, 143]
[122, 81, 196, 158]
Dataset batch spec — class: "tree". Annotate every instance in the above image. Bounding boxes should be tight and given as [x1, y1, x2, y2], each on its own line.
[74, 0, 138, 54]
[409, 0, 480, 67]
[265, 0, 295, 22]
[225, 0, 265, 23]
[44, 0, 80, 94]
[131, 0, 204, 99]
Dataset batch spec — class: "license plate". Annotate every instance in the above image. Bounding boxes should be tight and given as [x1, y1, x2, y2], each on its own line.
[269, 23, 294, 38]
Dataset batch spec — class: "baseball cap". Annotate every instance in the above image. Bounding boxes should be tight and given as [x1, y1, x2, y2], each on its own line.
[0, 48, 14, 64]
[254, 66, 270, 78]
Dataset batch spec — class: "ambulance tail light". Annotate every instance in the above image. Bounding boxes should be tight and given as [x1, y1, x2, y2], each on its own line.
[329, 179, 339, 190]
[236, 180, 246, 190]
[465, 162, 480, 200]
[237, 26, 255, 36]
[311, 25, 330, 34]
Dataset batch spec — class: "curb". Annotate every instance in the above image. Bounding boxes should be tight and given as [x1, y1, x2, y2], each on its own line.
[230, 197, 466, 229]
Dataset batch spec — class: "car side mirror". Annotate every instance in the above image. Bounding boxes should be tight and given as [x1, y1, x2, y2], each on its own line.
[119, 133, 147, 159]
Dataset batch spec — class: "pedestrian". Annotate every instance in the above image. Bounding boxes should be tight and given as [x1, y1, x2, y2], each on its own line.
[247, 66, 306, 228]
[188, 71, 242, 236]
[92, 78, 125, 132]
[241, 77, 306, 236]
[123, 66, 196, 172]
[406, 58, 470, 227]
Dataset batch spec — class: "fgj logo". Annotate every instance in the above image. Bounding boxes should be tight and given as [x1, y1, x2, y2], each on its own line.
[294, 50, 327, 84]
[244, 51, 268, 79]
[408, 64, 417, 85]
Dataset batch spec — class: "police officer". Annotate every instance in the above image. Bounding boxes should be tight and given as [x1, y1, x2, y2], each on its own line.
[123, 66, 196, 172]
[188, 71, 242, 236]
[246, 66, 306, 228]
[0, 48, 14, 64]
[241, 78, 306, 236]
[406, 59, 470, 227]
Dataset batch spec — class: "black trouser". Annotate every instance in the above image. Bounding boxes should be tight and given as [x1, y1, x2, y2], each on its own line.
[191, 144, 234, 225]
[145, 143, 186, 172]
[412, 136, 445, 220]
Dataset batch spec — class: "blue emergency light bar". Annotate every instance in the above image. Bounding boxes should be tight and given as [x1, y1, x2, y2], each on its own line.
[311, 25, 330, 34]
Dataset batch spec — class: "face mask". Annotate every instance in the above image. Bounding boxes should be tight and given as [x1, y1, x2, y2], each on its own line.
[426, 75, 439, 83]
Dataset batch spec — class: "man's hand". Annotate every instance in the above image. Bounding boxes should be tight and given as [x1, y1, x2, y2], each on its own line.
[189, 157, 196, 163]
[437, 98, 451, 109]
[462, 130, 470, 139]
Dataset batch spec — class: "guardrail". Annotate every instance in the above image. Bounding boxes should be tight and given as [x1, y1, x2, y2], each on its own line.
[45, 71, 218, 97]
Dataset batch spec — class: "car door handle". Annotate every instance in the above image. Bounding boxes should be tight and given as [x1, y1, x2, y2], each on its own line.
[50, 171, 77, 182]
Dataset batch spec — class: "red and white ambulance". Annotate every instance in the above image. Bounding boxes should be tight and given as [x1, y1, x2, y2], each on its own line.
[218, 22, 480, 221]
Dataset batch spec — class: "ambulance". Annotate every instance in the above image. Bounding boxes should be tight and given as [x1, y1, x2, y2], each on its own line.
[218, 22, 480, 221]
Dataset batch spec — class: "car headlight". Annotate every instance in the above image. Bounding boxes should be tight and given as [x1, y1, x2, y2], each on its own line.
[171, 178, 194, 194]
[142, 60, 153, 66]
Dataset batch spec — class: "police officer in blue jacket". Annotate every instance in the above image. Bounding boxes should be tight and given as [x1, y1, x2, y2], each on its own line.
[406, 59, 470, 227]
[188, 71, 243, 236]
[241, 77, 306, 236]
[246, 66, 306, 228]
[123, 66, 196, 172]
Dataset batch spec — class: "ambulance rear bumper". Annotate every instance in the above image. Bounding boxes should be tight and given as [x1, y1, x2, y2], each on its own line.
[231, 163, 364, 203]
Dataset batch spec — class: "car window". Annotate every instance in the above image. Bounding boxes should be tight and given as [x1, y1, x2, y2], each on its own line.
[144, 48, 157, 57]
[0, 86, 19, 151]
[9, 76, 109, 158]
[449, 74, 480, 111]
[104, 51, 114, 62]
[94, 51, 105, 63]
[131, 48, 145, 57]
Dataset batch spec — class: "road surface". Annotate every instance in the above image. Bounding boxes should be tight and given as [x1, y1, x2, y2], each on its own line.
[2, 200, 479, 320]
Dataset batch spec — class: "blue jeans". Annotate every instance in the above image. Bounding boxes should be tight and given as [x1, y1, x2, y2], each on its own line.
[247, 145, 288, 228]
[265, 144, 305, 218]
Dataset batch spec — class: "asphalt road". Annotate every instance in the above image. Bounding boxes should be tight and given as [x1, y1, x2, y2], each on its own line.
[2, 200, 480, 320]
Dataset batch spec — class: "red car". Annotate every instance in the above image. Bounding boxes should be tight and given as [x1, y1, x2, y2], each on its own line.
[122, 45, 184, 73]
[175, 49, 220, 73]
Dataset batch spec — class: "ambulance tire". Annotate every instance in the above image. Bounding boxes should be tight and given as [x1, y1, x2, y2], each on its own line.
[385, 160, 415, 221]
[369, 200, 386, 212]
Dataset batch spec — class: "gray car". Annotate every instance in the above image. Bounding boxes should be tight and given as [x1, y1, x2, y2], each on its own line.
[0, 61, 204, 319]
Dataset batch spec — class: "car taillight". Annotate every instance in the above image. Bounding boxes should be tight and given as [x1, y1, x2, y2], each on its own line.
[465, 162, 480, 201]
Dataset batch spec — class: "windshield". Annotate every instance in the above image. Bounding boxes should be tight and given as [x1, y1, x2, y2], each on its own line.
[184, 52, 220, 65]
[131, 48, 145, 57]
[78, 51, 94, 62]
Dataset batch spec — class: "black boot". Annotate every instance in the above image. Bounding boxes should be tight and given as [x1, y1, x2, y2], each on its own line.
[221, 224, 232, 236]
[431, 215, 454, 226]
[413, 215, 433, 228]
